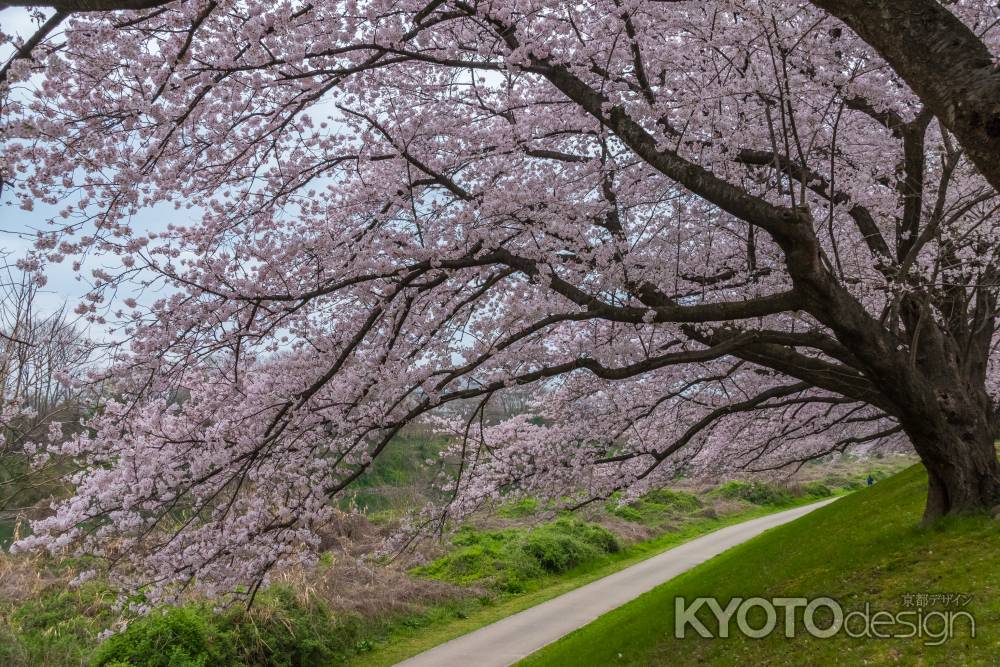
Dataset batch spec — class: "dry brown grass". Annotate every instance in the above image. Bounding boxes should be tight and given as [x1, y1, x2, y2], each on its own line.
[589, 514, 660, 543]
[264, 508, 480, 622]
[271, 553, 474, 622]
[0, 551, 67, 607]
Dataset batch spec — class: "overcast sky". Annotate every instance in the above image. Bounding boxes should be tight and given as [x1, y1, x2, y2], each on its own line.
[3, 8, 77, 312]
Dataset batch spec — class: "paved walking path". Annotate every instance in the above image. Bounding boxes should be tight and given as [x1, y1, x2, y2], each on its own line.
[395, 498, 837, 667]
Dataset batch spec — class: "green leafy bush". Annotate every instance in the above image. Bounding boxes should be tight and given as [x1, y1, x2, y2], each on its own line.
[607, 504, 644, 522]
[90, 606, 226, 667]
[415, 519, 621, 593]
[521, 520, 618, 573]
[641, 489, 702, 513]
[801, 482, 833, 497]
[498, 497, 540, 518]
[90, 586, 365, 667]
[715, 480, 792, 506]
[606, 488, 702, 525]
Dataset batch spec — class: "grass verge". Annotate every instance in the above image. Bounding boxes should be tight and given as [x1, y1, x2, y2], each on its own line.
[519, 465, 1000, 666]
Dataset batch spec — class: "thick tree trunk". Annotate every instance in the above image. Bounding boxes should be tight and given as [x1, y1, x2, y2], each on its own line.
[907, 415, 1000, 522]
[992, 404, 1000, 442]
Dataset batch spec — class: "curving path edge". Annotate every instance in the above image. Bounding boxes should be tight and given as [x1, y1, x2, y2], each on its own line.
[395, 498, 838, 667]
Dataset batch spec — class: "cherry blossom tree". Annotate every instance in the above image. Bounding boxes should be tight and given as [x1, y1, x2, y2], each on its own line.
[2, 0, 999, 598]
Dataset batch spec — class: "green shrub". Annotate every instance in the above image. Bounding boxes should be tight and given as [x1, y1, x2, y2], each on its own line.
[607, 488, 702, 525]
[641, 489, 702, 513]
[519, 531, 583, 573]
[498, 497, 540, 518]
[416, 527, 529, 588]
[90, 606, 228, 667]
[607, 504, 644, 522]
[715, 480, 792, 506]
[415, 519, 620, 592]
[561, 520, 622, 555]
[821, 474, 863, 491]
[90, 586, 366, 667]
[519, 520, 618, 573]
[801, 482, 833, 497]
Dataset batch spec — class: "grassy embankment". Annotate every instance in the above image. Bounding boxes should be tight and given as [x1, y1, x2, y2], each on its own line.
[521, 464, 1000, 666]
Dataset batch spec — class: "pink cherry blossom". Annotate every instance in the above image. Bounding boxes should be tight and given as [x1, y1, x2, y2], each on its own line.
[2, 0, 998, 600]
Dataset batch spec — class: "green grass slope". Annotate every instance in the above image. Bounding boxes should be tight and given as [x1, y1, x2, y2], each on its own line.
[520, 465, 1000, 666]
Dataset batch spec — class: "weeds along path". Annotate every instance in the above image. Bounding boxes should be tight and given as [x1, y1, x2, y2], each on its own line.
[394, 499, 837, 667]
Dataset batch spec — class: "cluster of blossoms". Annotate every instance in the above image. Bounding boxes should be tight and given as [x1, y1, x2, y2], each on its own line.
[1, 0, 998, 598]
